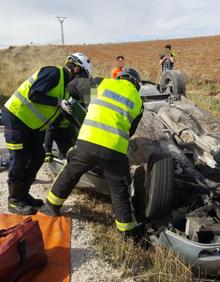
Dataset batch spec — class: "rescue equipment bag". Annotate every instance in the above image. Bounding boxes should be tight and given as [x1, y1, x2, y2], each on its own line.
[0, 217, 47, 282]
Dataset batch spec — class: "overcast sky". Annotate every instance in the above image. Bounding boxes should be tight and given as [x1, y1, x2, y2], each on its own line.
[0, 0, 219, 46]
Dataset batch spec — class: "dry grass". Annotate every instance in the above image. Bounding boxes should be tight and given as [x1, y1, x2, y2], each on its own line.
[0, 45, 67, 99]
[187, 90, 220, 117]
[72, 188, 196, 282]
[93, 226, 195, 282]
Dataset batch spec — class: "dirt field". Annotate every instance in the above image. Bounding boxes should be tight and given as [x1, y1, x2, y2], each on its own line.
[64, 35, 220, 85]
[1, 35, 220, 115]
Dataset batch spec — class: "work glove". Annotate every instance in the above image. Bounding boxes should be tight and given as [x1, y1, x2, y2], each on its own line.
[58, 99, 72, 115]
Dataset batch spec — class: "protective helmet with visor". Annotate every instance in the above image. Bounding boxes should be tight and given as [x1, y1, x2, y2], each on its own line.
[66, 53, 92, 77]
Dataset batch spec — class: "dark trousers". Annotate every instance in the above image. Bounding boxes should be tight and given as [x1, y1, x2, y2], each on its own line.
[2, 108, 45, 183]
[44, 125, 77, 159]
[49, 147, 133, 223]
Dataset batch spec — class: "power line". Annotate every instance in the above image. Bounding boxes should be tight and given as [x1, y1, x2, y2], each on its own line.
[56, 16, 67, 45]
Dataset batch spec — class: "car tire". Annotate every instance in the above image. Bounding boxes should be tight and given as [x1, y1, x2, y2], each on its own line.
[160, 70, 186, 96]
[132, 154, 174, 220]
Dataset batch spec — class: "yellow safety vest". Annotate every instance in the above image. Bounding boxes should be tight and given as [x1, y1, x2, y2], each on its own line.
[5, 67, 69, 130]
[78, 78, 142, 154]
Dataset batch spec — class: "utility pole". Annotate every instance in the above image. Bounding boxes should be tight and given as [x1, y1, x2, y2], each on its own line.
[56, 16, 67, 45]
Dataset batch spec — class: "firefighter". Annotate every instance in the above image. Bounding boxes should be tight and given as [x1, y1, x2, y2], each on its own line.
[40, 68, 144, 239]
[2, 53, 92, 215]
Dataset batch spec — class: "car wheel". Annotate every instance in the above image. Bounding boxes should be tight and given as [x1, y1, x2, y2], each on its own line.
[160, 70, 186, 96]
[132, 154, 174, 220]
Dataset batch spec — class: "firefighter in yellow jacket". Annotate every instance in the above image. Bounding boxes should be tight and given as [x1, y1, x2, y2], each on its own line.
[2, 53, 92, 215]
[40, 68, 144, 239]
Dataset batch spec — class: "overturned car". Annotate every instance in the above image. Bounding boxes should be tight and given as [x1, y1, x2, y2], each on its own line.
[49, 70, 220, 277]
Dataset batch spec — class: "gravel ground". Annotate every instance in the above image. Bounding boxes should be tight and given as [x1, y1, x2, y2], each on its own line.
[0, 126, 126, 282]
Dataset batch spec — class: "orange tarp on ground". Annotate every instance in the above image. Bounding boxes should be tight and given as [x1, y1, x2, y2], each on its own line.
[0, 212, 71, 282]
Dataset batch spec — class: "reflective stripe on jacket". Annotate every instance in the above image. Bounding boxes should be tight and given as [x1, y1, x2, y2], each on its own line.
[5, 67, 69, 130]
[78, 78, 142, 154]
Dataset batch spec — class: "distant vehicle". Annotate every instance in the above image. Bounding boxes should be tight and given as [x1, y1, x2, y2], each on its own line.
[49, 70, 220, 277]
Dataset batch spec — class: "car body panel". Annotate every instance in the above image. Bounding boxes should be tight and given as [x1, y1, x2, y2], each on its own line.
[159, 230, 220, 275]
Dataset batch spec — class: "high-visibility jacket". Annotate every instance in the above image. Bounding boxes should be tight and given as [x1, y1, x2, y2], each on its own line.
[78, 78, 142, 154]
[4, 67, 69, 130]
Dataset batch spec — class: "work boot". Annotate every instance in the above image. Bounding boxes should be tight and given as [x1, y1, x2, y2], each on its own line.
[8, 181, 36, 215]
[23, 178, 44, 208]
[120, 222, 146, 243]
[25, 194, 44, 208]
[39, 203, 60, 216]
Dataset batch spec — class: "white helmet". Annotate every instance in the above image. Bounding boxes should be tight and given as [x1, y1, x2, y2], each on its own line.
[66, 52, 92, 77]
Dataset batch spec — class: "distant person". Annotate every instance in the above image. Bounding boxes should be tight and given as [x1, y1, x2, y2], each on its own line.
[159, 44, 176, 73]
[111, 56, 125, 79]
